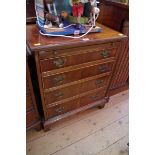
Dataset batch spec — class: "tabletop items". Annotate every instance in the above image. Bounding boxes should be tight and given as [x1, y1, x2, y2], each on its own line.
[35, 0, 102, 37]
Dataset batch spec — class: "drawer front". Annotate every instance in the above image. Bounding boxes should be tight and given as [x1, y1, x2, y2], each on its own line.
[26, 95, 33, 111]
[80, 75, 110, 94]
[39, 41, 120, 60]
[46, 99, 80, 118]
[45, 74, 110, 105]
[45, 84, 80, 104]
[26, 110, 37, 128]
[40, 48, 117, 72]
[81, 62, 114, 79]
[43, 69, 82, 89]
[80, 88, 106, 107]
[43, 62, 113, 89]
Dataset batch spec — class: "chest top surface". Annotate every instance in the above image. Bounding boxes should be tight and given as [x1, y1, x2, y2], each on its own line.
[26, 23, 126, 51]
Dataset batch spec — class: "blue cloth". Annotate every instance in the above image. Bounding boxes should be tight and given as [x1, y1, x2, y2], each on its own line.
[37, 20, 102, 36]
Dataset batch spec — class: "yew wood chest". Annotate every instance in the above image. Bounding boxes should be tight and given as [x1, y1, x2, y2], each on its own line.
[26, 24, 126, 131]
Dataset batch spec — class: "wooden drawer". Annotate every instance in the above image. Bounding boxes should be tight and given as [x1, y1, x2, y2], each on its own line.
[45, 84, 80, 104]
[26, 95, 33, 111]
[45, 74, 110, 105]
[26, 110, 37, 128]
[43, 61, 114, 89]
[40, 48, 117, 72]
[46, 99, 80, 118]
[80, 88, 106, 107]
[39, 41, 120, 60]
[43, 69, 82, 89]
[81, 62, 114, 79]
[80, 74, 110, 93]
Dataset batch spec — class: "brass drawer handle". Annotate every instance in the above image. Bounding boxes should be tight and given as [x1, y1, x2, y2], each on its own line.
[53, 75, 65, 84]
[90, 94, 98, 100]
[98, 65, 108, 73]
[55, 106, 65, 113]
[53, 58, 66, 68]
[101, 50, 110, 58]
[96, 79, 104, 86]
[54, 91, 64, 98]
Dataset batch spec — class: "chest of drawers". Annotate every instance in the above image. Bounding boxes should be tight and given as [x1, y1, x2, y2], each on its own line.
[26, 24, 126, 131]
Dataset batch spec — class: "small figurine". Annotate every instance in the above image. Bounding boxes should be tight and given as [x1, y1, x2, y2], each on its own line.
[61, 11, 88, 24]
[80, 0, 100, 26]
[44, 0, 63, 28]
[83, 0, 92, 18]
[69, 0, 84, 28]
[69, 0, 100, 27]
